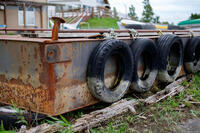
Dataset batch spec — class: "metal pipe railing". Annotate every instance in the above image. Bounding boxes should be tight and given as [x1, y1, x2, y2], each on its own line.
[1, 28, 200, 33]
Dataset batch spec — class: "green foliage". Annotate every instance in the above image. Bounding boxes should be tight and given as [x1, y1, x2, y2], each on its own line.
[187, 73, 200, 102]
[0, 120, 5, 131]
[126, 115, 134, 123]
[153, 16, 160, 24]
[11, 101, 28, 126]
[162, 21, 169, 25]
[189, 13, 200, 20]
[80, 17, 119, 29]
[190, 110, 200, 117]
[90, 122, 128, 133]
[68, 111, 83, 119]
[128, 5, 138, 20]
[48, 115, 72, 133]
[141, 0, 154, 22]
[0, 130, 16, 133]
[7, 33, 16, 35]
[181, 81, 188, 86]
[0, 120, 16, 133]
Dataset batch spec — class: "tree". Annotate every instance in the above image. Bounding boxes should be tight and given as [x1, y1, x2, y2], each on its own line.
[128, 5, 138, 20]
[189, 13, 200, 20]
[141, 0, 154, 22]
[113, 7, 118, 19]
[162, 21, 169, 25]
[153, 16, 160, 23]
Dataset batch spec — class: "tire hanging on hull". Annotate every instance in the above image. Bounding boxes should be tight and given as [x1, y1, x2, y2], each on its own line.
[156, 34, 184, 83]
[87, 39, 133, 103]
[184, 37, 200, 74]
[130, 38, 158, 92]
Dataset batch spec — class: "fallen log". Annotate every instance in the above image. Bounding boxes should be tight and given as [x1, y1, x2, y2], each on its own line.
[21, 99, 137, 133]
[144, 77, 187, 104]
[22, 76, 187, 133]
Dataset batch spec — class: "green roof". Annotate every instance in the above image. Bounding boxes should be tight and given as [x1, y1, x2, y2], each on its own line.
[178, 19, 200, 26]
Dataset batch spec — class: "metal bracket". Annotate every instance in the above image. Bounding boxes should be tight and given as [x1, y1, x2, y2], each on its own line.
[104, 29, 117, 39]
[45, 44, 71, 63]
[189, 30, 194, 38]
[128, 29, 139, 40]
[157, 29, 163, 36]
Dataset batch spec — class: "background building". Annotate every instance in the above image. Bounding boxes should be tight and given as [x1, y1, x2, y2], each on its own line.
[0, 0, 63, 29]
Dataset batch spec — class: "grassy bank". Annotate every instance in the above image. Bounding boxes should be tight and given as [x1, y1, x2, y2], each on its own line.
[90, 73, 200, 133]
[80, 17, 119, 29]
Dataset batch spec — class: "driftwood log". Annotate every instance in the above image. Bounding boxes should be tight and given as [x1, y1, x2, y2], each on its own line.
[144, 76, 186, 104]
[21, 76, 187, 133]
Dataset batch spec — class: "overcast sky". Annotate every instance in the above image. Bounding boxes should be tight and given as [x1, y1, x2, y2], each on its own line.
[108, 0, 200, 24]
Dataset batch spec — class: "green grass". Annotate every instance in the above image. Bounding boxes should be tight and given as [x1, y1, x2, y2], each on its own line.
[89, 73, 200, 132]
[0, 120, 15, 133]
[80, 17, 119, 29]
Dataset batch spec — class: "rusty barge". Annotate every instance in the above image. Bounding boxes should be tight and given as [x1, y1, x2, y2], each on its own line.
[0, 23, 200, 116]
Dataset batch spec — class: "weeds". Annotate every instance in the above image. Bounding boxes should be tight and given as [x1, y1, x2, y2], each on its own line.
[0, 120, 15, 133]
[11, 101, 28, 126]
[47, 115, 72, 133]
[190, 110, 200, 117]
[90, 122, 128, 133]
[0, 120, 5, 131]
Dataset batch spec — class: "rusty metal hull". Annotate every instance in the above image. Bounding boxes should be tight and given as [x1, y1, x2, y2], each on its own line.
[0, 38, 121, 115]
[0, 35, 196, 115]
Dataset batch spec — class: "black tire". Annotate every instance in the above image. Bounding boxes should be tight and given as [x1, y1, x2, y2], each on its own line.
[130, 38, 158, 92]
[184, 37, 200, 73]
[156, 34, 183, 83]
[0, 106, 46, 129]
[87, 39, 133, 103]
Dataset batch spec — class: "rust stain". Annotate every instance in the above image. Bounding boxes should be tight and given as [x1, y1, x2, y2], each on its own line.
[0, 75, 54, 115]
[48, 63, 55, 100]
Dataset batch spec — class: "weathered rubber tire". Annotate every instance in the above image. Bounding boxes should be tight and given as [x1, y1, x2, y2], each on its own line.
[130, 38, 158, 92]
[156, 34, 183, 83]
[0, 106, 46, 129]
[184, 37, 200, 73]
[87, 39, 133, 103]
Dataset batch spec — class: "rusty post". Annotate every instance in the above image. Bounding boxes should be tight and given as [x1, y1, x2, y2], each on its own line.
[51, 17, 65, 41]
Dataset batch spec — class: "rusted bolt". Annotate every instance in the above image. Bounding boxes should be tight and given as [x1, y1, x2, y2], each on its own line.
[48, 50, 54, 57]
[51, 17, 65, 41]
